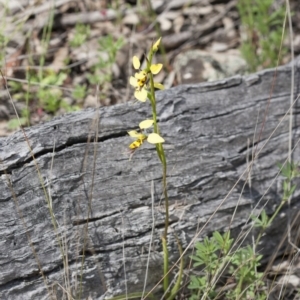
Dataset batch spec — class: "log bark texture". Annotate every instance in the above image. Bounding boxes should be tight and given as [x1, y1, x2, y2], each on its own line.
[1, 60, 300, 299]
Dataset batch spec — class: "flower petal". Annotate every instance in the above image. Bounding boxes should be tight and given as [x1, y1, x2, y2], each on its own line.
[128, 130, 140, 138]
[135, 70, 147, 80]
[154, 82, 164, 90]
[147, 133, 165, 144]
[135, 89, 148, 102]
[132, 56, 140, 70]
[129, 76, 138, 87]
[152, 37, 162, 52]
[139, 119, 154, 129]
[150, 64, 163, 75]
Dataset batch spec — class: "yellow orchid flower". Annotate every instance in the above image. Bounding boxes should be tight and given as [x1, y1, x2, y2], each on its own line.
[129, 73, 148, 102]
[128, 119, 165, 150]
[131, 57, 147, 88]
[135, 70, 147, 83]
[130, 56, 149, 102]
[128, 130, 147, 150]
[130, 52, 164, 102]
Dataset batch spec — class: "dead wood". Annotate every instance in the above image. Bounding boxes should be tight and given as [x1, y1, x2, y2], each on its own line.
[60, 10, 119, 26]
[0, 60, 300, 299]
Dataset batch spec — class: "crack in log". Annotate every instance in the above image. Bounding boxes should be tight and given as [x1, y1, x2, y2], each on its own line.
[1, 131, 130, 174]
[72, 209, 121, 225]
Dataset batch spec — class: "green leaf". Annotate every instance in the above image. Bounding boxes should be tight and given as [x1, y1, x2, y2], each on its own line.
[7, 117, 27, 130]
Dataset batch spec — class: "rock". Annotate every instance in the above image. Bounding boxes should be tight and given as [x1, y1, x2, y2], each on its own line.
[174, 49, 248, 84]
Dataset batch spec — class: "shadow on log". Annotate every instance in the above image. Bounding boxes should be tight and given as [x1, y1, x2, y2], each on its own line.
[0, 59, 300, 299]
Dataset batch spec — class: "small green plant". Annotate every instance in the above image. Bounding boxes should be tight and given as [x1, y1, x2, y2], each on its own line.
[36, 71, 67, 112]
[8, 81, 23, 99]
[278, 161, 299, 201]
[7, 70, 79, 130]
[7, 116, 28, 130]
[70, 23, 90, 48]
[188, 161, 299, 299]
[87, 35, 125, 91]
[0, 2, 10, 68]
[72, 84, 87, 101]
[188, 232, 265, 300]
[0, 32, 8, 67]
[6, 3, 76, 130]
[252, 161, 299, 240]
[228, 246, 265, 299]
[237, 0, 287, 72]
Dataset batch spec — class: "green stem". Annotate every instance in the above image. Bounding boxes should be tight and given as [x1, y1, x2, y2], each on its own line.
[161, 145, 169, 238]
[162, 236, 169, 295]
[148, 72, 169, 240]
[255, 183, 290, 249]
[108, 291, 155, 300]
[148, 56, 171, 297]
[167, 235, 184, 300]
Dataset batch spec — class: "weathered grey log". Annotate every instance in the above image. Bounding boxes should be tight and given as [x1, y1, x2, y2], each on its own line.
[1, 59, 300, 299]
